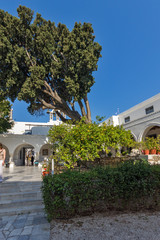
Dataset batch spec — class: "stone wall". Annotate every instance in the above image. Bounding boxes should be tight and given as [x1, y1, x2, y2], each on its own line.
[139, 154, 160, 165]
[83, 155, 160, 168]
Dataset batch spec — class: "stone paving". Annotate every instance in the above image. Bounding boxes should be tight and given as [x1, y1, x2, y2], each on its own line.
[0, 165, 50, 240]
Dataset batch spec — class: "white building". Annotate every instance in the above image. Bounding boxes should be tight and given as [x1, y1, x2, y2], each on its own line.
[2, 93, 160, 166]
[104, 93, 160, 142]
[0, 110, 62, 166]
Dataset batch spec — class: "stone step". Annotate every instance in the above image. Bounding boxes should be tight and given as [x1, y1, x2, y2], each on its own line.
[0, 182, 42, 193]
[0, 181, 42, 187]
[0, 190, 42, 201]
[0, 198, 43, 209]
[0, 176, 45, 217]
[0, 186, 42, 193]
[0, 204, 45, 217]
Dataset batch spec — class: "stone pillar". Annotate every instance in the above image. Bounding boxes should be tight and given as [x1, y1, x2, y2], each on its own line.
[9, 154, 15, 167]
[35, 152, 39, 161]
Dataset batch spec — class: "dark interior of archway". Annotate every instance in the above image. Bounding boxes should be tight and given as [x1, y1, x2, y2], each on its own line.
[146, 126, 160, 139]
[150, 126, 160, 131]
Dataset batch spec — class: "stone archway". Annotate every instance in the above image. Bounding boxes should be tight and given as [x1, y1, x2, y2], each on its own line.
[141, 125, 160, 141]
[13, 143, 35, 166]
[39, 143, 52, 162]
[131, 132, 137, 142]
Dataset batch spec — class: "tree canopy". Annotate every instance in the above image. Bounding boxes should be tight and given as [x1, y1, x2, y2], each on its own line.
[0, 5, 102, 123]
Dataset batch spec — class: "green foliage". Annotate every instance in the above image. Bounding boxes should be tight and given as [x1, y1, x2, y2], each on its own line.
[42, 160, 160, 221]
[0, 6, 102, 122]
[136, 137, 160, 152]
[0, 98, 13, 133]
[144, 137, 158, 150]
[95, 115, 106, 123]
[48, 120, 134, 168]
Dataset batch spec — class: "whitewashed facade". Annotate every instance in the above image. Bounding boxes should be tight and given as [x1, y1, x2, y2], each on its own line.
[104, 93, 160, 142]
[0, 111, 62, 166]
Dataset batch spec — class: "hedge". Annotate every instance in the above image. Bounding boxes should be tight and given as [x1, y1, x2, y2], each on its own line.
[42, 160, 160, 221]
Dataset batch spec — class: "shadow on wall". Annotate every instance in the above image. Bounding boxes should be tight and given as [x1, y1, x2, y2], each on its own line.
[23, 126, 51, 136]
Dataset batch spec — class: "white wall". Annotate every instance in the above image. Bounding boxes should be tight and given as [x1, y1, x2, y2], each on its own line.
[8, 120, 61, 135]
[118, 93, 160, 125]
[103, 116, 119, 126]
[0, 116, 62, 165]
[0, 134, 51, 164]
[103, 93, 160, 142]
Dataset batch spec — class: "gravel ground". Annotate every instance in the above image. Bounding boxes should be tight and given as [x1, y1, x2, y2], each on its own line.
[50, 211, 160, 240]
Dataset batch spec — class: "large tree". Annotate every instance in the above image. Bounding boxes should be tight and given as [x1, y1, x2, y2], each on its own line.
[0, 6, 102, 123]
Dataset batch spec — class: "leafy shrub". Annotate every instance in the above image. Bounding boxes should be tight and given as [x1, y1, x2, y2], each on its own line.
[42, 160, 160, 221]
[48, 119, 134, 169]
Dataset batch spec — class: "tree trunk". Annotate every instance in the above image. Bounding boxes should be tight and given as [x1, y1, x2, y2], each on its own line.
[84, 95, 92, 123]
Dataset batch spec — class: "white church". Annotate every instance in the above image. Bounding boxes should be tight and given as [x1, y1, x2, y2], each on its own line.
[0, 110, 62, 166]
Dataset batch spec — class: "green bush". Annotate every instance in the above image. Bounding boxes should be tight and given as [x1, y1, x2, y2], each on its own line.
[48, 120, 134, 169]
[42, 160, 160, 221]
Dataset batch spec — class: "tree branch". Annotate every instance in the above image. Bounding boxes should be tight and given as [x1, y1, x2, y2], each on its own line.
[51, 53, 58, 62]
[41, 81, 82, 122]
[60, 52, 67, 72]
[44, 80, 63, 103]
[69, 101, 75, 111]
[38, 97, 54, 109]
[44, 80, 77, 116]
[78, 100, 87, 117]
[25, 49, 35, 66]
[55, 110, 76, 124]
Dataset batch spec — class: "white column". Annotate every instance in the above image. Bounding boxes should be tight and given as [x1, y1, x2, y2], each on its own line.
[9, 154, 15, 167]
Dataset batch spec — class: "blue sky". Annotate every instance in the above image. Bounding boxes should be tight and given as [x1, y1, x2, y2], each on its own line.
[1, 0, 160, 122]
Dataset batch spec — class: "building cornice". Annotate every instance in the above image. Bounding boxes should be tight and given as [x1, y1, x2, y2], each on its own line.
[123, 110, 160, 128]
[119, 93, 160, 117]
[0, 134, 48, 138]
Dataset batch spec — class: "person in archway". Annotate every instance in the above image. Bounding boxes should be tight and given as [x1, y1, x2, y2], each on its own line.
[31, 155, 34, 166]
[0, 143, 6, 183]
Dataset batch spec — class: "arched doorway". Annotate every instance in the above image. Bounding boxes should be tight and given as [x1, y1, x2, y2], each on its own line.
[39, 144, 52, 162]
[142, 125, 160, 140]
[13, 143, 35, 166]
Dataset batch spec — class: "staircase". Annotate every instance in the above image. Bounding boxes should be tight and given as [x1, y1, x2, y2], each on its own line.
[0, 181, 44, 217]
[0, 166, 45, 217]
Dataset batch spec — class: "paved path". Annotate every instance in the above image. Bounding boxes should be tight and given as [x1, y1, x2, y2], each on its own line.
[0, 165, 50, 240]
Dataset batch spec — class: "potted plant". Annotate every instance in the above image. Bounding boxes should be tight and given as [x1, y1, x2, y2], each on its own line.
[142, 140, 150, 155]
[145, 137, 157, 155]
[42, 161, 50, 176]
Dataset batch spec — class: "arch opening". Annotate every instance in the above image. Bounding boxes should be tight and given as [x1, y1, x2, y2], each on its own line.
[13, 143, 35, 166]
[142, 126, 160, 140]
[1, 144, 10, 164]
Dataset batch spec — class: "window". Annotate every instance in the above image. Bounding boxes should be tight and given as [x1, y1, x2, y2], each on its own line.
[25, 130, 32, 135]
[42, 149, 48, 156]
[145, 106, 154, 115]
[124, 116, 130, 123]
